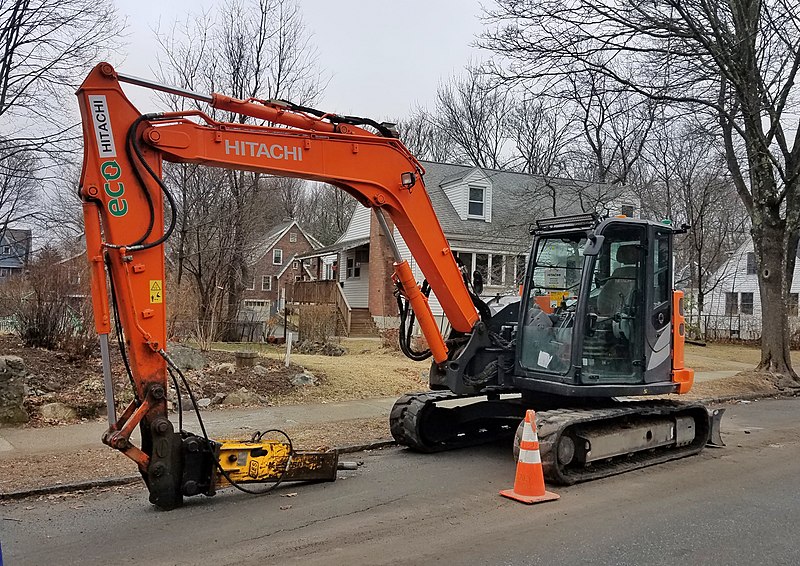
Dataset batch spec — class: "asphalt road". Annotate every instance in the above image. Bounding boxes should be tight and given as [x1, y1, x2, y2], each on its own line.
[2, 397, 799, 565]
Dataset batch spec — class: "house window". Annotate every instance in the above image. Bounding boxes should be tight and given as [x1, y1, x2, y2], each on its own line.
[475, 253, 489, 281]
[346, 257, 361, 279]
[621, 204, 636, 217]
[0, 267, 9, 277]
[293, 260, 300, 270]
[295, 275, 302, 282]
[746, 252, 757, 275]
[740, 292, 754, 315]
[725, 292, 738, 315]
[515, 255, 527, 286]
[489, 254, 504, 286]
[246, 277, 255, 290]
[273, 249, 283, 265]
[1, 246, 10, 255]
[468, 186, 484, 217]
[244, 299, 268, 308]
[790, 293, 799, 317]
[261, 275, 272, 291]
[455, 251, 473, 274]
[289, 232, 297, 243]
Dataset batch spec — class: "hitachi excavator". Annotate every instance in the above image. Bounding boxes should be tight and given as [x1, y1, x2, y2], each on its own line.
[77, 63, 723, 510]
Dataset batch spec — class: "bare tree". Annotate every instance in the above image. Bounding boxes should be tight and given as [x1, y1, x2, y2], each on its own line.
[0, 0, 123, 245]
[395, 105, 460, 163]
[506, 97, 574, 176]
[481, 0, 800, 380]
[303, 182, 356, 245]
[640, 119, 749, 333]
[433, 66, 511, 169]
[154, 0, 324, 334]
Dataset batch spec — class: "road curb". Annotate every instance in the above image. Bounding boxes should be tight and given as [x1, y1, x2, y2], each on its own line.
[336, 439, 396, 454]
[699, 387, 800, 405]
[0, 475, 141, 501]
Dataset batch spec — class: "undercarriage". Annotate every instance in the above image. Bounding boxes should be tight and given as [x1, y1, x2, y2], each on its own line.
[390, 392, 725, 484]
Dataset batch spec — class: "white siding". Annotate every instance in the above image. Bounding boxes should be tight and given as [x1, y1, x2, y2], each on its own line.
[339, 248, 369, 308]
[441, 169, 492, 222]
[339, 206, 371, 242]
[706, 239, 800, 338]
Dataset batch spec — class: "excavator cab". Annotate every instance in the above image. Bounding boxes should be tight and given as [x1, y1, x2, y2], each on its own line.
[516, 214, 680, 396]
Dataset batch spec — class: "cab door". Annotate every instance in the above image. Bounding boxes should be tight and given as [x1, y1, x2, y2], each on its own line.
[643, 227, 673, 382]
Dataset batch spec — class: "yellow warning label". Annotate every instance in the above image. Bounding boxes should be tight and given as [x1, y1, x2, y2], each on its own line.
[549, 291, 570, 309]
[149, 280, 163, 304]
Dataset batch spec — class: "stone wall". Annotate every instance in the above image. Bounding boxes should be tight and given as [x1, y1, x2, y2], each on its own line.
[0, 355, 28, 424]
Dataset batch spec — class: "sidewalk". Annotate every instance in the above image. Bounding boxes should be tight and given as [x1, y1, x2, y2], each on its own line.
[0, 368, 742, 458]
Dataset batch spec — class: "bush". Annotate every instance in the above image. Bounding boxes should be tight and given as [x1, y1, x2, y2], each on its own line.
[298, 304, 338, 342]
[1, 247, 96, 356]
[380, 327, 400, 351]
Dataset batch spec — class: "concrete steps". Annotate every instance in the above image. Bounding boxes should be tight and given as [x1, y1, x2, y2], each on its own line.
[349, 308, 379, 337]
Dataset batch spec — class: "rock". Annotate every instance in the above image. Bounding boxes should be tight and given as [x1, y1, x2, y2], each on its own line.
[210, 392, 226, 405]
[223, 387, 263, 406]
[0, 355, 29, 424]
[167, 343, 206, 371]
[290, 371, 318, 387]
[295, 341, 346, 356]
[40, 402, 77, 421]
[251, 365, 269, 377]
[212, 362, 236, 375]
[196, 398, 212, 409]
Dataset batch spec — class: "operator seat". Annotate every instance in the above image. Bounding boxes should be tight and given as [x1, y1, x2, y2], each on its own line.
[596, 244, 639, 317]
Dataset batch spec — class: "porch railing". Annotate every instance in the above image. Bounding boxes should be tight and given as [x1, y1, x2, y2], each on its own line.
[288, 280, 351, 336]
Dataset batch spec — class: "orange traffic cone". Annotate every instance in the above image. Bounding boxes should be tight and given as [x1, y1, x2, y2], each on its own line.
[500, 410, 560, 504]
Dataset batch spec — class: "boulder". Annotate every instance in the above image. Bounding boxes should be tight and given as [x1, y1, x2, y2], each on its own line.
[0, 355, 29, 424]
[290, 371, 318, 387]
[167, 343, 207, 371]
[196, 398, 212, 409]
[210, 392, 227, 405]
[40, 402, 77, 421]
[223, 387, 263, 406]
[251, 364, 269, 377]
[212, 362, 236, 375]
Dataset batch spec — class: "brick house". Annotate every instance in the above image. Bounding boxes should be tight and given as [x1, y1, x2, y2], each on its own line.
[240, 219, 320, 318]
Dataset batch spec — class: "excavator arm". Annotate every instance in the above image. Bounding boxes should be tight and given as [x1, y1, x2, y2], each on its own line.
[76, 63, 481, 508]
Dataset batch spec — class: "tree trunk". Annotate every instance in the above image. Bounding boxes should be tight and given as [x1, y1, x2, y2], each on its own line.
[752, 220, 798, 383]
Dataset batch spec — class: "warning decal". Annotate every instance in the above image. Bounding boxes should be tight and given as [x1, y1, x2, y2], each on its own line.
[149, 280, 163, 304]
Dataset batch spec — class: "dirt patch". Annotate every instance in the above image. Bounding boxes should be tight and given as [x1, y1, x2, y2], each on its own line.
[0, 334, 342, 425]
[683, 371, 785, 400]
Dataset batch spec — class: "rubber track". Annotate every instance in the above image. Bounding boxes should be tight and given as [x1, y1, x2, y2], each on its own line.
[392, 393, 714, 484]
[390, 391, 510, 452]
[535, 401, 711, 485]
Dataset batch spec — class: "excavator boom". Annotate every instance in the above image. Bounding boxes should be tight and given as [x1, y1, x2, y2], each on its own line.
[77, 63, 480, 508]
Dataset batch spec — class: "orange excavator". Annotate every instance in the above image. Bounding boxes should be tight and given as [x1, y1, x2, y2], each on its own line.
[77, 63, 723, 510]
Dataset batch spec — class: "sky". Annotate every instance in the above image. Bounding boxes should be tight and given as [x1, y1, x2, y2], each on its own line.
[116, 0, 488, 120]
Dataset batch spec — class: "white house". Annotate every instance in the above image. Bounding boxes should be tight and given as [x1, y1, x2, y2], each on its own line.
[299, 161, 639, 332]
[705, 238, 800, 339]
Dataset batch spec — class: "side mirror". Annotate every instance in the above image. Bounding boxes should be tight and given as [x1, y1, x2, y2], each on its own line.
[583, 235, 605, 256]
